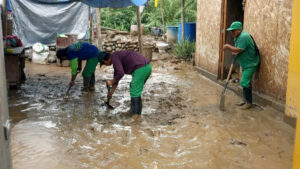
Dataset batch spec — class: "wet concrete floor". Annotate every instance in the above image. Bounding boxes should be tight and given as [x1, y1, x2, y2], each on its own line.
[9, 53, 295, 169]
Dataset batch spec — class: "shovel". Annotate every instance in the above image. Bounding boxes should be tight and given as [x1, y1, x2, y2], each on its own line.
[64, 85, 72, 98]
[219, 56, 236, 111]
[103, 83, 114, 109]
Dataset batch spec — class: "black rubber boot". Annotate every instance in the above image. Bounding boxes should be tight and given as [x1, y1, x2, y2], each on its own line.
[82, 77, 91, 92]
[244, 86, 252, 104]
[131, 97, 142, 115]
[241, 86, 253, 110]
[89, 73, 95, 91]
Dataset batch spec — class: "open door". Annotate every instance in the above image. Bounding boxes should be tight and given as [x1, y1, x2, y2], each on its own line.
[218, 0, 245, 80]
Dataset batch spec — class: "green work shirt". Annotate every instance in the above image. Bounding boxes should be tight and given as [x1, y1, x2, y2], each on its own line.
[234, 30, 260, 69]
[70, 57, 78, 75]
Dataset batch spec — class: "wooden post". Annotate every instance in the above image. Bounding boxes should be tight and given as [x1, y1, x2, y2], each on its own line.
[181, 0, 185, 42]
[160, 0, 165, 34]
[89, 7, 94, 44]
[0, 9, 12, 169]
[1, 0, 7, 37]
[136, 6, 142, 54]
[218, 0, 227, 80]
[221, 0, 227, 80]
[96, 8, 102, 49]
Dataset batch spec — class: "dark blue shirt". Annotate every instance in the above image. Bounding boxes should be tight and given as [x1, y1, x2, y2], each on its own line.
[67, 42, 99, 60]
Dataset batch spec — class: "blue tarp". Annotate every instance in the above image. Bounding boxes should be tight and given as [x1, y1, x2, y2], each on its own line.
[80, 0, 147, 8]
[7, 0, 11, 12]
[10, 0, 89, 47]
[29, 0, 147, 8]
[9, 0, 147, 47]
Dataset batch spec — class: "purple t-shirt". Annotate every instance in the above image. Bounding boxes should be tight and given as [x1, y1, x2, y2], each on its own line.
[111, 50, 149, 83]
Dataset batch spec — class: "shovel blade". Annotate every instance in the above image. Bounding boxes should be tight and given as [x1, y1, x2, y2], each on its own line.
[102, 102, 114, 109]
[106, 102, 114, 109]
[219, 94, 225, 111]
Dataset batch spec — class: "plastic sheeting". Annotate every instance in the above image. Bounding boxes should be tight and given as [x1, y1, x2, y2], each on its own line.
[10, 0, 89, 47]
[30, 0, 70, 3]
[80, 0, 147, 8]
[28, 0, 147, 7]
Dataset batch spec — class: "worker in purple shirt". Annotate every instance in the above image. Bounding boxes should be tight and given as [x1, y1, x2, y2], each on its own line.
[99, 50, 152, 117]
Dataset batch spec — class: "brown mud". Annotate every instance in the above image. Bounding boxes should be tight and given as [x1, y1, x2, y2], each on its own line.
[9, 53, 294, 169]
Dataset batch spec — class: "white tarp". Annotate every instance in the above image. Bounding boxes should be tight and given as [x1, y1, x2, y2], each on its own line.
[10, 0, 89, 47]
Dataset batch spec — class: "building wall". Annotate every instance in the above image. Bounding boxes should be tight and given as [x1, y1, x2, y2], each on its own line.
[195, 0, 222, 75]
[244, 0, 293, 101]
[195, 0, 293, 102]
[286, 0, 300, 118]
[289, 1, 300, 166]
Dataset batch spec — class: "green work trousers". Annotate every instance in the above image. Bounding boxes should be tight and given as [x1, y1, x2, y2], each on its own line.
[240, 66, 257, 88]
[130, 64, 152, 97]
[82, 57, 99, 78]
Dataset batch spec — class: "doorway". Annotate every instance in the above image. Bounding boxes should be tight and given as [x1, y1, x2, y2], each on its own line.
[218, 0, 245, 80]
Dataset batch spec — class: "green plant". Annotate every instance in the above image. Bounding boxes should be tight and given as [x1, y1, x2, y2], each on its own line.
[99, 0, 197, 32]
[173, 39, 195, 60]
[101, 6, 136, 31]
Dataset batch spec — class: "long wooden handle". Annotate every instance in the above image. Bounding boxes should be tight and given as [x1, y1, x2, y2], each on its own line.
[226, 63, 234, 83]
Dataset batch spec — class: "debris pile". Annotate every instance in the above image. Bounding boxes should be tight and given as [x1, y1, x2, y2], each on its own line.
[103, 39, 156, 53]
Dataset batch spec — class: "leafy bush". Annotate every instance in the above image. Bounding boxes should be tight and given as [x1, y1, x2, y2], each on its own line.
[101, 6, 136, 31]
[100, 0, 197, 32]
[173, 39, 195, 60]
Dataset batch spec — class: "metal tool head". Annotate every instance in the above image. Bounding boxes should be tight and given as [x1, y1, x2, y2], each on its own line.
[64, 85, 72, 98]
[101, 101, 114, 109]
[105, 102, 114, 109]
[219, 94, 225, 111]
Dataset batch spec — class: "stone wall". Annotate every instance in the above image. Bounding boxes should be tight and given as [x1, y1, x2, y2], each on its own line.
[103, 39, 155, 53]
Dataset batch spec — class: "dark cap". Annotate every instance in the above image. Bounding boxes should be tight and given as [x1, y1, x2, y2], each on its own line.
[56, 47, 68, 63]
[97, 51, 111, 67]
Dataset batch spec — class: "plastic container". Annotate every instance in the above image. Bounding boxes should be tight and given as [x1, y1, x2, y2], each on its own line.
[178, 22, 196, 44]
[130, 24, 145, 36]
[151, 27, 164, 36]
[142, 46, 154, 62]
[166, 26, 179, 43]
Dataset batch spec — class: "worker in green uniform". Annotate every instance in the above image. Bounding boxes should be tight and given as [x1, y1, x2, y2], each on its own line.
[99, 50, 151, 119]
[56, 42, 104, 93]
[223, 21, 260, 109]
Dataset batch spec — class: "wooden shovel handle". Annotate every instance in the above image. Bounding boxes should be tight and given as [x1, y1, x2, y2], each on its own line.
[226, 63, 234, 82]
[225, 57, 236, 83]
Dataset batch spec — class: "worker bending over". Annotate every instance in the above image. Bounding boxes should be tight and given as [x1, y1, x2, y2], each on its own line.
[56, 42, 103, 93]
[99, 50, 152, 118]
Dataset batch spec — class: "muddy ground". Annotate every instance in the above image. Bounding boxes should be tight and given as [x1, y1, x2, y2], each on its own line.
[9, 52, 295, 169]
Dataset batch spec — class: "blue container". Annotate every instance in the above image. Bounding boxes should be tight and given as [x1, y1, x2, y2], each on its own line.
[166, 26, 179, 43]
[178, 22, 196, 44]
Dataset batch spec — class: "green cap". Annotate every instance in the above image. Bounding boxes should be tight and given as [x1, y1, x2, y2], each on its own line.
[226, 21, 243, 31]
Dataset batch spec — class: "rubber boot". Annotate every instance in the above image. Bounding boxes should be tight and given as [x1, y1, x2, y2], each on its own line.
[122, 97, 142, 124]
[131, 97, 142, 115]
[89, 74, 95, 91]
[241, 86, 252, 109]
[236, 88, 247, 106]
[82, 77, 91, 93]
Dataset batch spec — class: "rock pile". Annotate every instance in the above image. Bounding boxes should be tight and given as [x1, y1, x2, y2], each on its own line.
[103, 39, 156, 53]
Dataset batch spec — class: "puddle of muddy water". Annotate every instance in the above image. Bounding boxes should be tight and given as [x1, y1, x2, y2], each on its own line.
[9, 57, 294, 169]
